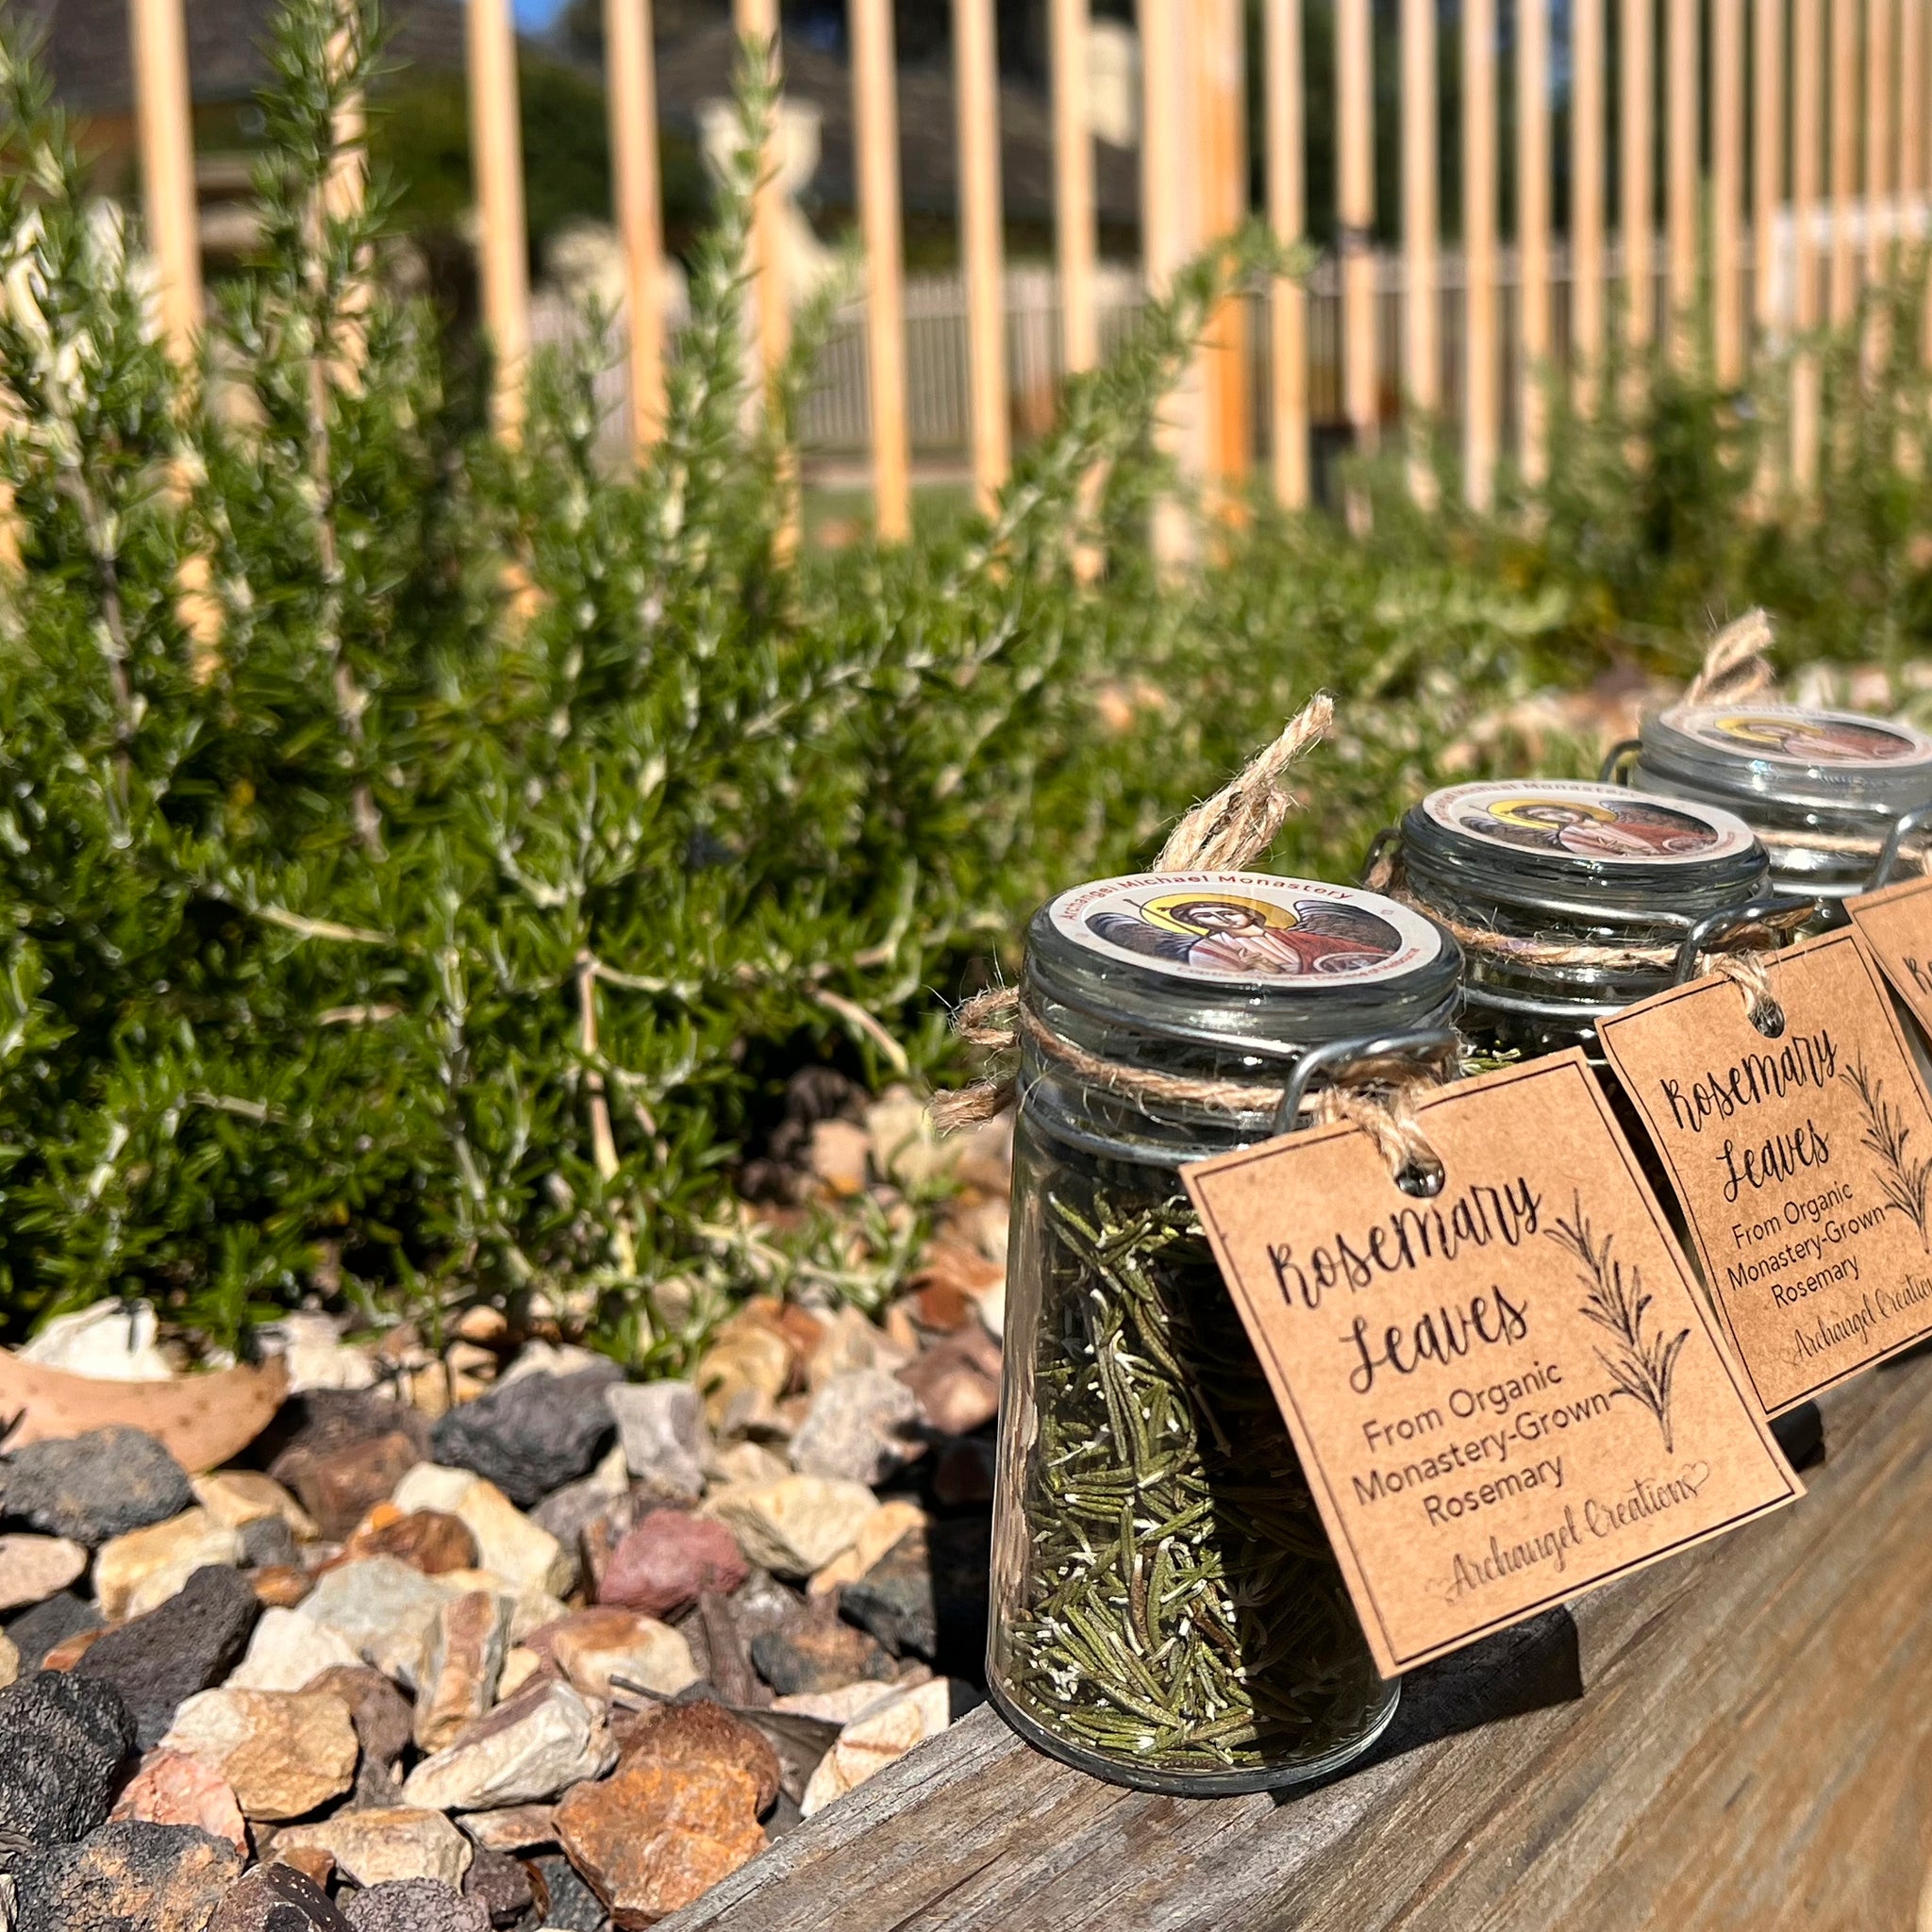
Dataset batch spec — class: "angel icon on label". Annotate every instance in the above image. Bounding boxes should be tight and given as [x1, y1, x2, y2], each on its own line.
[1085, 891, 1403, 978]
[1459, 794, 1722, 861]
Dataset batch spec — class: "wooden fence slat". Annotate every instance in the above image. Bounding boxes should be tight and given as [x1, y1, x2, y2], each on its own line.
[955, 0, 1009, 510]
[1465, 0, 1499, 506]
[1402, 0, 1439, 502]
[1864, 0, 1892, 375]
[1140, 0, 1201, 558]
[1828, 0, 1857, 323]
[1265, 0, 1310, 507]
[1793, 0, 1824, 480]
[1666, 0, 1698, 358]
[850, 0, 910, 539]
[466, 0, 530, 436]
[129, 0, 203, 364]
[733, 0, 790, 392]
[1339, 0, 1378, 485]
[1623, 0, 1656, 347]
[1518, 0, 1551, 479]
[1753, 0, 1784, 336]
[1574, 0, 1607, 405]
[607, 0, 665, 456]
[1050, 0, 1098, 376]
[1903, 0, 1924, 204]
[1715, 0, 1745, 379]
[1198, 0, 1251, 489]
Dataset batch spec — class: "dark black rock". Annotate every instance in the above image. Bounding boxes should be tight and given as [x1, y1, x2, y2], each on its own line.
[462, 1846, 535, 1927]
[341, 1878, 489, 1932]
[527, 1852, 610, 1931]
[73, 1565, 260, 1747]
[839, 1527, 937, 1659]
[748, 1611, 896, 1696]
[11, 1820, 242, 1932]
[0, 1670, 137, 1849]
[4, 1590, 103, 1670]
[240, 1513, 300, 1569]
[429, 1364, 623, 1508]
[2, 1426, 192, 1547]
[210, 1862, 355, 1931]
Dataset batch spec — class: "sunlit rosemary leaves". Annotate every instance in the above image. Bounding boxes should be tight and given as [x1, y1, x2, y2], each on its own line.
[1001, 1174, 1389, 1774]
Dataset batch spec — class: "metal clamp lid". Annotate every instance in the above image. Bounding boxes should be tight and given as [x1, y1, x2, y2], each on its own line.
[1867, 800, 1932, 891]
[1273, 1024, 1460, 1138]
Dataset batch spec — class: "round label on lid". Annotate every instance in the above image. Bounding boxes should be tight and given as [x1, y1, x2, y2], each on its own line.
[1422, 779, 1757, 865]
[1047, 872, 1445, 986]
[1658, 703, 1932, 769]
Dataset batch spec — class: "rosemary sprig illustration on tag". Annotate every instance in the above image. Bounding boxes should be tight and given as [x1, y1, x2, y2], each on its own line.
[1549, 1194, 1690, 1453]
[1840, 1053, 1932, 1249]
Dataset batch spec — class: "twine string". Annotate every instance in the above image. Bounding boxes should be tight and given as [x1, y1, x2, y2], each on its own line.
[1684, 608, 1777, 707]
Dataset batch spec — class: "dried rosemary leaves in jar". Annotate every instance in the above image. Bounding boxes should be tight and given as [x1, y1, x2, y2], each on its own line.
[1624, 704, 1932, 920]
[1391, 779, 1771, 1061]
[986, 871, 1460, 1792]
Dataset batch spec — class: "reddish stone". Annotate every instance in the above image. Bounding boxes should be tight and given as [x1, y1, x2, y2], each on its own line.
[895, 1329, 1002, 1437]
[346, 1506, 479, 1577]
[555, 1757, 765, 1926]
[610, 1698, 782, 1815]
[597, 1510, 748, 1619]
[284, 1434, 423, 1541]
[909, 1279, 974, 1333]
[109, 1747, 248, 1851]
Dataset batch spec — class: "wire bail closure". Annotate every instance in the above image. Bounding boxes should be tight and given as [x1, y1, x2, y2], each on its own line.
[1274, 1024, 1461, 1197]
[1672, 895, 1808, 1037]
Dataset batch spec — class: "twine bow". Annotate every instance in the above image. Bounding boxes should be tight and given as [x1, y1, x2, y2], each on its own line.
[1683, 608, 1777, 707]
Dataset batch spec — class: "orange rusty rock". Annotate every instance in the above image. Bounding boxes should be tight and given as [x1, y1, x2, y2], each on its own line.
[345, 1506, 479, 1576]
[249, 1566, 314, 1609]
[610, 1699, 782, 1815]
[110, 1747, 248, 1851]
[42, 1627, 106, 1671]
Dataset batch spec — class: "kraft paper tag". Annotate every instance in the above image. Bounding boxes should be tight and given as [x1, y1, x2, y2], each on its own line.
[1181, 1051, 1800, 1678]
[1598, 927, 1932, 1416]
[1847, 873, 1932, 1039]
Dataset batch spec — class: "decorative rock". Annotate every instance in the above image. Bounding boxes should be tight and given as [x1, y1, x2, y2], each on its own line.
[391, 1468, 574, 1598]
[0, 1630, 17, 1689]
[805, 1305, 913, 1392]
[597, 1508, 748, 1619]
[864, 1086, 954, 1191]
[248, 1566, 315, 1610]
[275, 1808, 474, 1890]
[694, 1325, 792, 1437]
[240, 1516, 301, 1571]
[94, 1509, 245, 1622]
[705, 1440, 790, 1488]
[499, 1341, 607, 1386]
[544, 1607, 699, 1700]
[529, 1445, 627, 1551]
[611, 1697, 783, 1814]
[839, 1527, 938, 1659]
[806, 1499, 927, 1599]
[4, 1590, 100, 1670]
[225, 1606, 362, 1692]
[575, 1492, 641, 1598]
[208, 1863, 353, 1932]
[749, 1611, 896, 1696]
[192, 1472, 319, 1541]
[10, 1820, 242, 1932]
[108, 1747, 248, 1851]
[788, 1369, 920, 1486]
[770, 1682, 906, 1725]
[269, 1392, 430, 1541]
[607, 1380, 709, 1503]
[343, 1878, 489, 1932]
[701, 1475, 880, 1579]
[414, 1591, 512, 1753]
[41, 1626, 106, 1671]
[800, 1678, 957, 1816]
[301, 1557, 455, 1688]
[0, 1535, 88, 1611]
[808, 1116, 871, 1196]
[0, 1669, 136, 1849]
[463, 1846, 536, 1928]
[345, 1503, 480, 1576]
[72, 1562, 261, 1745]
[555, 1757, 766, 1924]
[458, 1803, 557, 1855]
[159, 1687, 358, 1821]
[3, 1426, 193, 1547]
[16, 1298, 175, 1379]
[429, 1364, 622, 1509]
[401, 1679, 615, 1812]
[270, 1843, 339, 1893]
[495, 1646, 544, 1701]
[895, 1328, 1001, 1437]
[527, 1854, 608, 1932]
[260, 1313, 378, 1394]
[305, 1664, 414, 1774]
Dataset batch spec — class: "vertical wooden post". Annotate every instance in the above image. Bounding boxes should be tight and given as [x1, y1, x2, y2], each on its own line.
[1050, 0, 1099, 376]
[1715, 0, 1745, 380]
[1403, 0, 1440, 495]
[955, 0, 1010, 511]
[1197, 0, 1250, 489]
[851, 0, 910, 539]
[1519, 0, 1551, 479]
[1752, 0, 1783, 338]
[734, 0, 790, 391]
[130, 0, 203, 363]
[1863, 0, 1892, 360]
[1827, 0, 1856, 323]
[608, 0, 665, 455]
[1339, 0, 1378, 493]
[1140, 0, 1197, 558]
[1665, 0, 1698, 360]
[467, 0, 530, 437]
[1622, 0, 1655, 349]
[1265, 0, 1309, 507]
[1574, 0, 1607, 407]
[1793, 0, 1824, 481]
[1902, 0, 1924, 218]
[1465, 0, 1499, 507]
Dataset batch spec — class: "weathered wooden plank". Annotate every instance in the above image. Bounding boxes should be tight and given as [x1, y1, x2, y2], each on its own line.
[662, 1357, 1932, 1932]
[129, 0, 203, 362]
[467, 0, 530, 435]
[1265, 0, 1309, 508]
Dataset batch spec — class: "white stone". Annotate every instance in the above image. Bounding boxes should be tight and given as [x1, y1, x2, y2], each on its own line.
[0, 1534, 89, 1612]
[191, 1473, 319, 1541]
[275, 1807, 473, 1889]
[701, 1474, 880, 1578]
[499, 1341, 607, 1386]
[302, 1556, 457, 1688]
[401, 1679, 616, 1812]
[225, 1607, 362, 1691]
[258, 1311, 376, 1392]
[94, 1510, 243, 1622]
[788, 1370, 919, 1486]
[800, 1679, 957, 1816]
[772, 1682, 906, 1725]
[607, 1380, 708, 1503]
[18, 1298, 173, 1380]
[550, 1611, 700, 1700]
[391, 1466, 574, 1598]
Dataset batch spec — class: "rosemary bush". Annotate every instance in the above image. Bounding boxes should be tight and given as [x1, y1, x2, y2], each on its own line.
[8, 2, 1932, 1357]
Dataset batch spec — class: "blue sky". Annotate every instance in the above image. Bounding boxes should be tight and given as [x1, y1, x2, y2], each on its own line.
[514, 0, 570, 25]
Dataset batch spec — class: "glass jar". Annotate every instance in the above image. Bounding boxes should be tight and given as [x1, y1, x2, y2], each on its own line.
[1392, 778, 1769, 1060]
[986, 869, 1462, 1794]
[1623, 703, 1932, 920]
